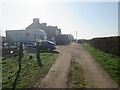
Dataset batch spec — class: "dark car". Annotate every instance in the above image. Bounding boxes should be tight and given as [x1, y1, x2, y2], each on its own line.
[39, 40, 56, 51]
[27, 40, 56, 51]
[77, 40, 83, 43]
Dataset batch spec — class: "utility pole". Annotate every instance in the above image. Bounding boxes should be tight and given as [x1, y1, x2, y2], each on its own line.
[76, 30, 77, 42]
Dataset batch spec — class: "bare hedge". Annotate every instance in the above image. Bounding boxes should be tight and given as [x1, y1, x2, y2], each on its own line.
[85, 36, 120, 57]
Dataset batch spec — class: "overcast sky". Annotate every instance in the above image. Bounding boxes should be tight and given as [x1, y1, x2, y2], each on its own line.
[0, 0, 119, 39]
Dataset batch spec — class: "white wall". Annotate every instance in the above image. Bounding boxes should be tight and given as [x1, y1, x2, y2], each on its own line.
[6, 29, 47, 42]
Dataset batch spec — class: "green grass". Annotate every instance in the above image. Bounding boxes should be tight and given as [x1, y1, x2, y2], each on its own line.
[82, 43, 120, 86]
[70, 61, 88, 88]
[2, 52, 59, 88]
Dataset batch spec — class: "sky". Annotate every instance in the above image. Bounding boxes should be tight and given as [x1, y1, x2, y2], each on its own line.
[0, 0, 119, 39]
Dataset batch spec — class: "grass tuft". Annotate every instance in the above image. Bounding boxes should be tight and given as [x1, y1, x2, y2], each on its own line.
[70, 61, 88, 88]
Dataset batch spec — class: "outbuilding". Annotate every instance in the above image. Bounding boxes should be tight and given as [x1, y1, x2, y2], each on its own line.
[6, 29, 47, 43]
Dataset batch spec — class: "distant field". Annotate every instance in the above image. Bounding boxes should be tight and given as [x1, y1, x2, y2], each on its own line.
[82, 43, 120, 86]
[2, 52, 59, 88]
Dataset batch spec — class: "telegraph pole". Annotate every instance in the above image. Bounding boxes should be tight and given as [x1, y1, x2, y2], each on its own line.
[76, 30, 77, 42]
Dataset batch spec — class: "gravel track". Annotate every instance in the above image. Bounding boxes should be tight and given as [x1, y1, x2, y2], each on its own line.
[35, 43, 118, 88]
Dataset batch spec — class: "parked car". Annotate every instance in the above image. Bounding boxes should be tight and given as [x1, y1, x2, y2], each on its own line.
[27, 40, 56, 51]
[39, 40, 56, 51]
[77, 40, 83, 43]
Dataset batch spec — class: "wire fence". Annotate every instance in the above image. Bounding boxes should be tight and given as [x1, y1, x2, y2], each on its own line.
[2, 42, 43, 89]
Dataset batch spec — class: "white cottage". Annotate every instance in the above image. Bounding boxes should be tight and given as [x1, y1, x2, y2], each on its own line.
[6, 29, 47, 43]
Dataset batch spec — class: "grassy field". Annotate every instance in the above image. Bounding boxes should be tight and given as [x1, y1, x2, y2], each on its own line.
[69, 61, 88, 88]
[82, 43, 120, 86]
[2, 52, 59, 88]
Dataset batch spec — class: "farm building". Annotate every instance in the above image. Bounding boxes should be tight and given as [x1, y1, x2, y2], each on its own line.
[26, 18, 74, 44]
[5, 18, 74, 45]
[6, 29, 47, 43]
[26, 18, 61, 41]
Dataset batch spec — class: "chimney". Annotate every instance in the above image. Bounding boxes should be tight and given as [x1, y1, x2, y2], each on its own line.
[33, 18, 39, 23]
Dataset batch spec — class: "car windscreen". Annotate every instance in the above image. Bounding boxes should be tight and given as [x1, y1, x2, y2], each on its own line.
[48, 41, 55, 45]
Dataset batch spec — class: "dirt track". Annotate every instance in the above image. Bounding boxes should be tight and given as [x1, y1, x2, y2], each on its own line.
[35, 43, 118, 88]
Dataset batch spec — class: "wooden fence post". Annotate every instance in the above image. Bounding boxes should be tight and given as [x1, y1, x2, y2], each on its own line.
[18, 42, 23, 70]
[12, 42, 23, 90]
[36, 42, 43, 67]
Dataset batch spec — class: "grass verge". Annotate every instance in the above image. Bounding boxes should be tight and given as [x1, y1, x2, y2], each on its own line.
[82, 43, 120, 86]
[69, 61, 88, 88]
[2, 52, 59, 88]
